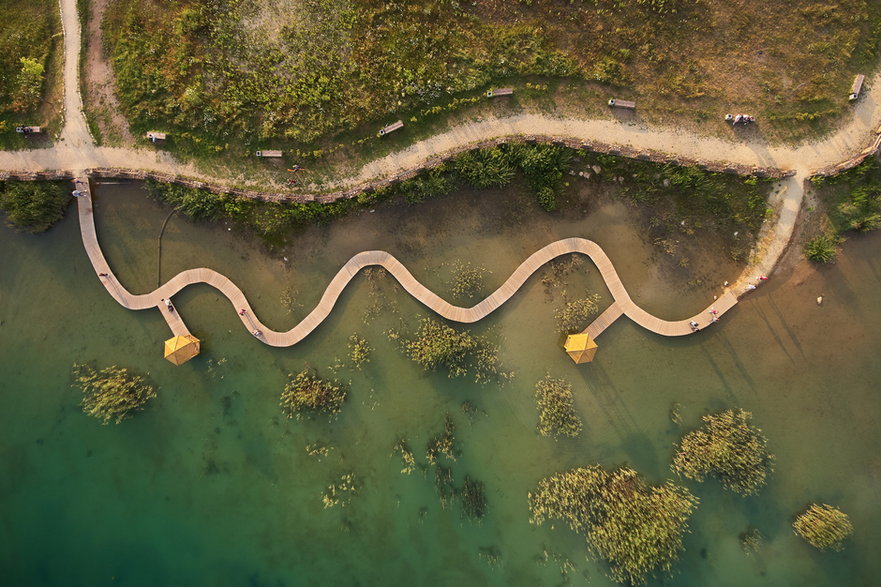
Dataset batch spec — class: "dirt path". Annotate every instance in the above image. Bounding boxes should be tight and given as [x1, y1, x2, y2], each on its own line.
[83, 0, 134, 144]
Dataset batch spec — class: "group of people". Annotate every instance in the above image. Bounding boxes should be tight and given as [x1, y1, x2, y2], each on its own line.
[725, 113, 756, 126]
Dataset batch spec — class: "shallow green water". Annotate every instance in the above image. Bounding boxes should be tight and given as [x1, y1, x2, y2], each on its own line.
[1, 181, 880, 586]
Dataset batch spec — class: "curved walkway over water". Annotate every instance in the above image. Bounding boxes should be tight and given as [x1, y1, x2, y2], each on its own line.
[77, 188, 739, 347]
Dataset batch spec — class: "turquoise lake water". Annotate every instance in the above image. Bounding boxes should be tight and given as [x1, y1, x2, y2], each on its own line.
[1, 180, 880, 586]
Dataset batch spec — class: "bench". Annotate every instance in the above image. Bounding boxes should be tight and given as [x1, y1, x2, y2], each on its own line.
[850, 74, 865, 101]
[145, 131, 167, 141]
[608, 99, 636, 110]
[255, 150, 283, 158]
[486, 88, 514, 98]
[378, 120, 404, 137]
[15, 126, 42, 134]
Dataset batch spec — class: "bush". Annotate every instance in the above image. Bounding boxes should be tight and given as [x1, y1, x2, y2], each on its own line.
[454, 147, 515, 189]
[672, 408, 774, 496]
[72, 363, 156, 424]
[0, 181, 69, 232]
[534, 375, 583, 438]
[793, 504, 853, 551]
[280, 368, 348, 419]
[805, 233, 840, 263]
[529, 465, 698, 585]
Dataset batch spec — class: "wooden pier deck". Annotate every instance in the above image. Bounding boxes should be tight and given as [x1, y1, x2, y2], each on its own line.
[78, 193, 745, 350]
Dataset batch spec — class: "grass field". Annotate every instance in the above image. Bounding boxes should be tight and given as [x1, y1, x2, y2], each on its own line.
[99, 0, 881, 166]
[0, 0, 63, 149]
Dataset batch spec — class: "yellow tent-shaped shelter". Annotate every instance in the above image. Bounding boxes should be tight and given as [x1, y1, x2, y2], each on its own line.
[164, 335, 201, 365]
[564, 333, 598, 363]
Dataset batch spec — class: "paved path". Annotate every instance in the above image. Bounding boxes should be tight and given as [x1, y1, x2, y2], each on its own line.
[78, 190, 742, 346]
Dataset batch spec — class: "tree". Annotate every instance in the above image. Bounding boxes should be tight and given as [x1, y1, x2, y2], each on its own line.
[11, 57, 45, 112]
[534, 375, 583, 438]
[73, 363, 157, 424]
[529, 465, 698, 585]
[0, 182, 70, 233]
[793, 504, 853, 551]
[672, 409, 774, 496]
[280, 368, 348, 419]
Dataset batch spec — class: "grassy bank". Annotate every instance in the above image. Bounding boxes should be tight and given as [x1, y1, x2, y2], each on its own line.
[807, 155, 881, 260]
[0, 0, 63, 150]
[146, 144, 773, 261]
[100, 0, 881, 168]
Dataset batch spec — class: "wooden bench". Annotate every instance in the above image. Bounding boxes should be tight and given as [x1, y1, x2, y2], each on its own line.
[145, 131, 167, 141]
[255, 150, 283, 158]
[486, 88, 514, 98]
[608, 99, 636, 110]
[850, 74, 865, 101]
[15, 126, 42, 134]
[378, 120, 404, 137]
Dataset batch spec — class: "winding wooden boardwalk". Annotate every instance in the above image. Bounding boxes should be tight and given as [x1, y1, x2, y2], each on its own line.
[78, 188, 742, 349]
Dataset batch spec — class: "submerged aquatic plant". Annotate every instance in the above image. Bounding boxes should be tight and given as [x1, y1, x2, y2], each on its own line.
[399, 317, 512, 383]
[462, 475, 488, 522]
[392, 438, 416, 475]
[72, 363, 156, 424]
[322, 472, 360, 509]
[447, 260, 489, 301]
[347, 334, 372, 369]
[534, 375, 583, 438]
[555, 293, 602, 333]
[426, 415, 458, 465]
[280, 367, 348, 419]
[739, 527, 763, 555]
[529, 465, 698, 585]
[793, 504, 853, 551]
[672, 408, 774, 496]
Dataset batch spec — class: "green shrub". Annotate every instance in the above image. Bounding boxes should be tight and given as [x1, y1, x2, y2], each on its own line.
[529, 465, 698, 585]
[672, 408, 775, 496]
[280, 368, 348, 419]
[72, 363, 157, 424]
[793, 504, 853, 551]
[805, 233, 840, 263]
[534, 375, 583, 438]
[0, 181, 69, 232]
[454, 147, 515, 189]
